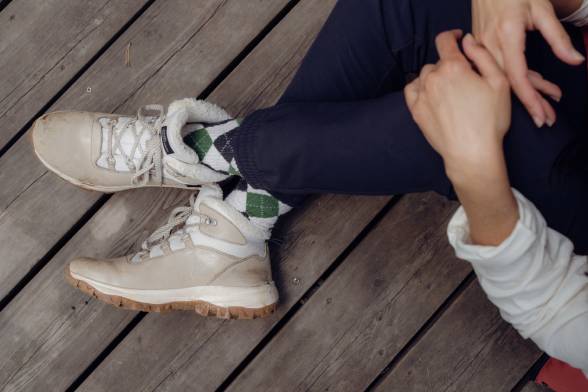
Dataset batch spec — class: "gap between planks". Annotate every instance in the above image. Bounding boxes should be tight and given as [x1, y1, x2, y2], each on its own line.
[216, 196, 402, 391]
[0, 0, 299, 313]
[364, 271, 477, 391]
[0, 0, 157, 159]
[0, 0, 13, 13]
[62, 5, 305, 389]
[0, 1, 310, 389]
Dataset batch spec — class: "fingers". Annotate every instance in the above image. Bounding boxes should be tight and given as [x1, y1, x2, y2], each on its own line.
[435, 30, 467, 62]
[498, 21, 546, 127]
[462, 34, 505, 83]
[532, 3, 585, 65]
[419, 64, 436, 81]
[540, 95, 556, 127]
[528, 70, 562, 102]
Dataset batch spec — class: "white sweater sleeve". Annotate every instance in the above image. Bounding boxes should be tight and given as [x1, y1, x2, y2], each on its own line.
[562, 0, 588, 26]
[447, 189, 588, 376]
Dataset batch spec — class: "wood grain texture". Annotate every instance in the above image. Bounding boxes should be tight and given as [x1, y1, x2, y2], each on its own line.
[222, 193, 468, 392]
[373, 281, 543, 392]
[0, 0, 383, 391]
[0, 0, 148, 152]
[0, 188, 189, 392]
[77, 3, 395, 392]
[0, 0, 289, 301]
[521, 381, 552, 392]
[78, 195, 386, 392]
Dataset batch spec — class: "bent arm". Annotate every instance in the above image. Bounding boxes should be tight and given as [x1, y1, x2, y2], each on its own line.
[448, 189, 588, 376]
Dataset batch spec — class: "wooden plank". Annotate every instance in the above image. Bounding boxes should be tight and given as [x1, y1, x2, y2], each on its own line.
[219, 193, 470, 392]
[0, 0, 149, 152]
[75, 2, 396, 391]
[78, 195, 386, 392]
[373, 281, 542, 392]
[0, 189, 187, 392]
[0, 0, 385, 390]
[0, 0, 290, 301]
[521, 381, 552, 392]
[0, 0, 293, 389]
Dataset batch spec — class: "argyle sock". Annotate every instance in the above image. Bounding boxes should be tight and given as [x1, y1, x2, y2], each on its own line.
[225, 177, 292, 234]
[183, 119, 292, 233]
[183, 119, 241, 176]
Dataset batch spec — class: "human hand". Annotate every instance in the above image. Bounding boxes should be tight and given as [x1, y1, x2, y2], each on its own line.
[405, 30, 519, 246]
[472, 0, 585, 127]
[404, 30, 511, 183]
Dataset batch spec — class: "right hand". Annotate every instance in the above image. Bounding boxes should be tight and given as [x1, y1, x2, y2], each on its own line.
[472, 0, 585, 127]
[404, 31, 511, 180]
[405, 30, 520, 246]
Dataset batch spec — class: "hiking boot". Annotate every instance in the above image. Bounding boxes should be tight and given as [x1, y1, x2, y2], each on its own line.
[67, 184, 278, 319]
[32, 99, 233, 192]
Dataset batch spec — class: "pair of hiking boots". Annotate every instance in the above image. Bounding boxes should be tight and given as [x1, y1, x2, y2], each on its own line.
[32, 99, 278, 319]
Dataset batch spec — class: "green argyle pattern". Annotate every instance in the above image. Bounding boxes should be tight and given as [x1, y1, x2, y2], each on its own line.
[225, 178, 292, 234]
[185, 128, 213, 159]
[182, 119, 241, 175]
[245, 192, 279, 218]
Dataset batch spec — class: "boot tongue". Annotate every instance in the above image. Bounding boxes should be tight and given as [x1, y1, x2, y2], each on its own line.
[161, 122, 217, 185]
[185, 184, 223, 226]
[160, 124, 200, 163]
[161, 109, 200, 164]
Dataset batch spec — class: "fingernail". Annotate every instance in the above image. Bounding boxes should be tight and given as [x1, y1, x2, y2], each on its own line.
[546, 118, 555, 127]
[533, 116, 544, 128]
[571, 49, 585, 62]
[550, 95, 561, 103]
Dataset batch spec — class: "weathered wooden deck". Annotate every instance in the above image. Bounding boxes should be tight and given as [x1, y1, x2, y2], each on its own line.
[0, 1, 551, 391]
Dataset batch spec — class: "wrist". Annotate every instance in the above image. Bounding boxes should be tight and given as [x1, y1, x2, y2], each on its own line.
[443, 143, 508, 188]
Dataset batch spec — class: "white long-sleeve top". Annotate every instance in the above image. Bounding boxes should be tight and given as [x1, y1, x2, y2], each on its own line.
[447, 190, 588, 376]
[562, 0, 588, 26]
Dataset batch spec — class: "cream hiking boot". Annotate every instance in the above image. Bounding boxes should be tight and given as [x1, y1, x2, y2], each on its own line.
[32, 99, 232, 192]
[66, 185, 278, 319]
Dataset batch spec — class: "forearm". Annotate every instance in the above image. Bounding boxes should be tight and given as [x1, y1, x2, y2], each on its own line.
[447, 190, 588, 374]
[445, 147, 519, 246]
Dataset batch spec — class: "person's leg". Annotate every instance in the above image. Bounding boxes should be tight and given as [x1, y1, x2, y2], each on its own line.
[277, 0, 423, 104]
[230, 0, 474, 208]
[235, 0, 587, 197]
[186, 0, 460, 230]
[231, 0, 588, 248]
[184, 0, 588, 253]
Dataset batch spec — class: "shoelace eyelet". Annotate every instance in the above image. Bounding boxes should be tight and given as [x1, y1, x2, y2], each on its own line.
[203, 217, 217, 226]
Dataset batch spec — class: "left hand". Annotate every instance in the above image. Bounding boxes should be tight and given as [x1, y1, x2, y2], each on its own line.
[472, 0, 585, 128]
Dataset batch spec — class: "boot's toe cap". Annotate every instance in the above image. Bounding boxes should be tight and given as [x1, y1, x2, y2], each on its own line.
[32, 111, 98, 183]
[69, 256, 126, 286]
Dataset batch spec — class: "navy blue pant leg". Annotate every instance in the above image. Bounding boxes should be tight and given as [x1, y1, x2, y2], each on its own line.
[235, 0, 588, 253]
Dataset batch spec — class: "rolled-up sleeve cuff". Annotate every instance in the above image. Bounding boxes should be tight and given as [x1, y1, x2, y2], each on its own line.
[447, 189, 543, 267]
[561, 1, 588, 27]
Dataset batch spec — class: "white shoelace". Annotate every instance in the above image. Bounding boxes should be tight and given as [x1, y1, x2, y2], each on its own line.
[132, 191, 217, 262]
[102, 105, 165, 185]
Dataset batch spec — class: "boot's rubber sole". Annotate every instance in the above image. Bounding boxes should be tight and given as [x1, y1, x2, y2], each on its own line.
[65, 266, 277, 319]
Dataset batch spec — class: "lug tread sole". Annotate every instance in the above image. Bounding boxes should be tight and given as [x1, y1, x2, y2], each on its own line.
[65, 267, 277, 319]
